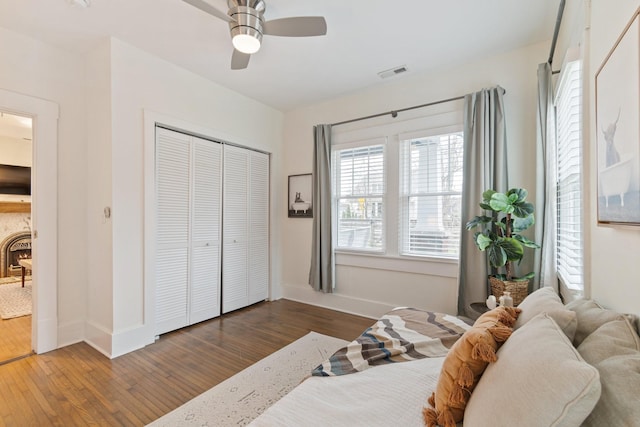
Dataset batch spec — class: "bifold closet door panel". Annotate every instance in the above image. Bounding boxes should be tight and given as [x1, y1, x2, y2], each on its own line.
[190, 137, 222, 324]
[155, 128, 190, 335]
[248, 150, 269, 305]
[222, 145, 249, 314]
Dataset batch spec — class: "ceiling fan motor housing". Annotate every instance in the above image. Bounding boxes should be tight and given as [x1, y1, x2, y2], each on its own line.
[227, 0, 266, 45]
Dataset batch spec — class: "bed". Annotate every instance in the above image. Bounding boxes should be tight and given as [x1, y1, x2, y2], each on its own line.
[249, 288, 640, 427]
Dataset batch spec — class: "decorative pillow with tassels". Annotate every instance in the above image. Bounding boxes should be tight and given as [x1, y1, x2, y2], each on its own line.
[423, 305, 521, 427]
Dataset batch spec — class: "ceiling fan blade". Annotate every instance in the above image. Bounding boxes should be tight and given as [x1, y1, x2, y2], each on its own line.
[263, 16, 327, 37]
[231, 49, 251, 70]
[182, 0, 233, 23]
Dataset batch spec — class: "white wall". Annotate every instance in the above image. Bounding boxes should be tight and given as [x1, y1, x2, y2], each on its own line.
[0, 137, 32, 166]
[84, 40, 114, 354]
[101, 38, 284, 357]
[0, 26, 87, 346]
[587, 0, 640, 317]
[280, 41, 548, 319]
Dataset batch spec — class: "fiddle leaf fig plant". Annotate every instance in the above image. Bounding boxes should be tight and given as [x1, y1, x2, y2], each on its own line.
[465, 188, 540, 281]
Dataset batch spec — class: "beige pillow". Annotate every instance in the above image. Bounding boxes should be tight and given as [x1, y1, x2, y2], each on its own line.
[465, 313, 601, 427]
[576, 318, 640, 426]
[566, 298, 628, 346]
[515, 286, 577, 341]
[582, 354, 640, 427]
[577, 318, 640, 365]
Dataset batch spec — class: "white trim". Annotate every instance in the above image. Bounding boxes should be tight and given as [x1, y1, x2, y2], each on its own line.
[281, 284, 385, 320]
[335, 252, 458, 277]
[84, 320, 113, 358]
[0, 88, 59, 354]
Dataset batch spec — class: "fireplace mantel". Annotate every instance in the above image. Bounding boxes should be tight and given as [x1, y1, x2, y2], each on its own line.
[0, 202, 31, 213]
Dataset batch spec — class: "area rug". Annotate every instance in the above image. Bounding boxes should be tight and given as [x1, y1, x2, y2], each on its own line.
[148, 331, 348, 427]
[0, 281, 32, 319]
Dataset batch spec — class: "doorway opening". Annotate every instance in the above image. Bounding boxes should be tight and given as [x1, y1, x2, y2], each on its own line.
[0, 111, 33, 363]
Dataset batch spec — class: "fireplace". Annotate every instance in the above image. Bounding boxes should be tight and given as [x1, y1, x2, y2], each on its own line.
[0, 231, 32, 277]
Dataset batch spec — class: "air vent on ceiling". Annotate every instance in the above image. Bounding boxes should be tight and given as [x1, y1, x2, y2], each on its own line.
[378, 65, 409, 79]
[68, 0, 90, 7]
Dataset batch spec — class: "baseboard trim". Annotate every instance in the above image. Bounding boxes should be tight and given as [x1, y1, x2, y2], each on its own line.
[111, 324, 155, 359]
[84, 320, 113, 358]
[281, 284, 394, 320]
[57, 320, 85, 349]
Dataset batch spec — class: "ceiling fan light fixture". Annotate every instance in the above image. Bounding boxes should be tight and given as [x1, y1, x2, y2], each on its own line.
[232, 32, 261, 54]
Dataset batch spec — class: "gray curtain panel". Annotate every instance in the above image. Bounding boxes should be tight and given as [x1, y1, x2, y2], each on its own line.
[457, 86, 508, 317]
[308, 124, 335, 293]
[534, 62, 559, 291]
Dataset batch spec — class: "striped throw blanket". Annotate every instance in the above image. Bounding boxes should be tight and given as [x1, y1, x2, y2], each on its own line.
[311, 308, 470, 376]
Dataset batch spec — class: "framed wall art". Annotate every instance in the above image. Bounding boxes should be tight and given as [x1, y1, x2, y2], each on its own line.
[595, 7, 640, 225]
[288, 173, 313, 218]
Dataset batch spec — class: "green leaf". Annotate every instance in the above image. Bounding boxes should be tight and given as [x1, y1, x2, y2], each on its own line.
[466, 215, 492, 230]
[514, 235, 540, 249]
[512, 214, 534, 232]
[482, 189, 496, 203]
[496, 237, 524, 261]
[512, 202, 534, 218]
[507, 193, 519, 204]
[519, 272, 536, 280]
[490, 192, 518, 214]
[479, 202, 493, 211]
[508, 188, 528, 203]
[475, 233, 492, 251]
[487, 245, 507, 268]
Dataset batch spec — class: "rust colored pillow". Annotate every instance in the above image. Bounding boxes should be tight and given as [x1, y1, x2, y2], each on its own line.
[423, 306, 521, 427]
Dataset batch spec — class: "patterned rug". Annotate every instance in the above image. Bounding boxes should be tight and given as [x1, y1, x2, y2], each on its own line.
[148, 331, 348, 427]
[0, 281, 32, 319]
[0, 276, 28, 285]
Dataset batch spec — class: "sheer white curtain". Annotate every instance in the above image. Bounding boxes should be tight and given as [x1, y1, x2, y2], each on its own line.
[308, 124, 335, 293]
[534, 62, 559, 291]
[457, 87, 508, 317]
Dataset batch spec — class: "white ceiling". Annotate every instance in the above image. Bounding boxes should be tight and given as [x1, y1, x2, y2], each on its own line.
[0, 113, 32, 141]
[0, 0, 560, 112]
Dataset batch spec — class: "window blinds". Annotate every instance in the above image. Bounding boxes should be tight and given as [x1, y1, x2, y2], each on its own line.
[399, 133, 463, 257]
[555, 60, 584, 291]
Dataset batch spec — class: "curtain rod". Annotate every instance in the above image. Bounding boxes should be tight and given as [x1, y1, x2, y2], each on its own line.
[548, 0, 566, 65]
[331, 95, 465, 127]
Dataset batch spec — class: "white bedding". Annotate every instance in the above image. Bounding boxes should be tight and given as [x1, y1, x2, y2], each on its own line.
[249, 356, 445, 427]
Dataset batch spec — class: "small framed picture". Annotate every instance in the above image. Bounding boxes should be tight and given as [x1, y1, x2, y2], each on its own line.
[288, 174, 313, 218]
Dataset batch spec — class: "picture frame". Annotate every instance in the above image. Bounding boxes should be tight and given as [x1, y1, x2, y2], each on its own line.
[595, 8, 640, 225]
[288, 174, 313, 218]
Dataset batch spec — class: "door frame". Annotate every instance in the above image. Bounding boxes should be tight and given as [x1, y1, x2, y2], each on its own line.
[0, 89, 59, 354]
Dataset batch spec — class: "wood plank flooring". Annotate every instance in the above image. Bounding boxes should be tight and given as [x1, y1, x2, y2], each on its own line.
[0, 300, 374, 426]
[0, 315, 31, 363]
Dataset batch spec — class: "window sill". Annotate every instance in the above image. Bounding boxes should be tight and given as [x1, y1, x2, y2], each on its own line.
[335, 251, 458, 278]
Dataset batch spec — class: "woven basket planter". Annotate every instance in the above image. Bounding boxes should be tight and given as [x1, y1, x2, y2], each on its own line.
[489, 276, 529, 306]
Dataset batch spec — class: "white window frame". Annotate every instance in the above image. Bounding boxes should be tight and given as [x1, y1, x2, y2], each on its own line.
[399, 127, 464, 259]
[332, 138, 387, 254]
[330, 107, 464, 277]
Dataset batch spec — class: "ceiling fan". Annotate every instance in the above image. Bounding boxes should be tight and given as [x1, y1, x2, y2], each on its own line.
[182, 0, 327, 70]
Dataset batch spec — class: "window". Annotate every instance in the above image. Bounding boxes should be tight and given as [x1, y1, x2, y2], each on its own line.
[333, 143, 385, 251]
[555, 59, 584, 291]
[400, 132, 464, 257]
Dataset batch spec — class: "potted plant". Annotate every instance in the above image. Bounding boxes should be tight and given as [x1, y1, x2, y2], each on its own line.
[465, 188, 540, 305]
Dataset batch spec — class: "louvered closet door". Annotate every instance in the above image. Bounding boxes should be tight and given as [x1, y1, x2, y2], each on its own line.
[155, 128, 190, 335]
[190, 137, 222, 324]
[248, 150, 269, 305]
[222, 145, 249, 313]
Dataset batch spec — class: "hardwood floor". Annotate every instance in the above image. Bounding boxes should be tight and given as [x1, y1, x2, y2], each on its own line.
[0, 300, 374, 426]
[0, 315, 31, 363]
